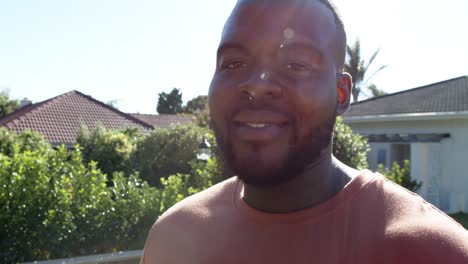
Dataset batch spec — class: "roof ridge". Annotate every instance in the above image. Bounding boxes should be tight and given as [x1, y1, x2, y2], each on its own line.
[5, 90, 81, 126]
[0, 95, 56, 127]
[131, 113, 195, 117]
[130, 113, 158, 116]
[72, 91, 155, 129]
[351, 75, 467, 106]
[0, 90, 155, 130]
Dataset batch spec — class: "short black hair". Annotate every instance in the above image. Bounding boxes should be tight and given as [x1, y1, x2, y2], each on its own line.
[316, 0, 347, 70]
[317, 0, 346, 41]
[233, 0, 347, 69]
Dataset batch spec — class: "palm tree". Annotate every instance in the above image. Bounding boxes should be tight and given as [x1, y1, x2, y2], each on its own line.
[367, 84, 387, 97]
[345, 39, 387, 102]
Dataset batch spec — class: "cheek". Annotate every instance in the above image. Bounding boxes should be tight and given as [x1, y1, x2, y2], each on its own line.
[287, 79, 337, 136]
[208, 77, 238, 128]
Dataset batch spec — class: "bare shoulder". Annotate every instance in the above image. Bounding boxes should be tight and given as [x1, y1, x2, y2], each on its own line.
[383, 211, 468, 262]
[160, 176, 237, 221]
[141, 177, 238, 263]
[376, 175, 468, 262]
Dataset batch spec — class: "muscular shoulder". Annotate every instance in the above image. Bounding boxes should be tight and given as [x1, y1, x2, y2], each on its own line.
[141, 177, 239, 263]
[370, 174, 468, 262]
[158, 176, 238, 224]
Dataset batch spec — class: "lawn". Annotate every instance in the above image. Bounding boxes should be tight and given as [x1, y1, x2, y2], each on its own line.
[449, 212, 468, 229]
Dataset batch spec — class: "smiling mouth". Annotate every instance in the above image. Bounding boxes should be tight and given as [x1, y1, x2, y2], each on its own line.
[231, 110, 291, 142]
[232, 110, 290, 128]
[246, 123, 267, 128]
[234, 122, 288, 128]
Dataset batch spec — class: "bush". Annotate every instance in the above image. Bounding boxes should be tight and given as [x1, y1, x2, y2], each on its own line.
[378, 160, 422, 192]
[77, 125, 141, 178]
[95, 172, 160, 251]
[333, 117, 370, 170]
[0, 129, 50, 156]
[132, 124, 212, 186]
[156, 157, 224, 214]
[0, 129, 160, 263]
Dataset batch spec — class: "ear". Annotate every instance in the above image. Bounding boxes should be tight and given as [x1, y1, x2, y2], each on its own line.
[336, 72, 352, 116]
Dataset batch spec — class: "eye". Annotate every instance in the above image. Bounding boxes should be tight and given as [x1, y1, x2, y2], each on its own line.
[285, 62, 309, 72]
[220, 60, 247, 71]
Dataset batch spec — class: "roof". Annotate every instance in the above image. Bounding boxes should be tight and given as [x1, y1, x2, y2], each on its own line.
[344, 76, 468, 117]
[0, 90, 153, 145]
[131, 113, 194, 129]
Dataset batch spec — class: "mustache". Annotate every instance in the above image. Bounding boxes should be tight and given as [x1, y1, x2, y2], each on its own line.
[229, 100, 294, 121]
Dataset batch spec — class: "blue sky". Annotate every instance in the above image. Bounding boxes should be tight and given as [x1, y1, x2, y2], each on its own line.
[1, 0, 467, 114]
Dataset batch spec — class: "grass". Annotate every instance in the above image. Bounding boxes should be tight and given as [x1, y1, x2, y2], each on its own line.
[448, 212, 468, 229]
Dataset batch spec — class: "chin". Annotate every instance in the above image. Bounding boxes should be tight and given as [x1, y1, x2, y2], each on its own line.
[226, 141, 324, 188]
[230, 151, 294, 188]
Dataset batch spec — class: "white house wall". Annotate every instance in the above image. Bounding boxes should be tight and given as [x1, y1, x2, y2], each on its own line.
[345, 118, 468, 213]
[367, 143, 391, 171]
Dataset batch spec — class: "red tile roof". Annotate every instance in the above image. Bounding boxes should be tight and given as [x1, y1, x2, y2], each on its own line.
[0, 90, 154, 145]
[130, 113, 194, 129]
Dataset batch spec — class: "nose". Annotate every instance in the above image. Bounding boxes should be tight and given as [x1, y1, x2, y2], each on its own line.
[239, 70, 282, 101]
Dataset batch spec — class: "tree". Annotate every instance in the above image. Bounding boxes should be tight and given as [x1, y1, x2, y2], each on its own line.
[105, 99, 119, 109]
[184, 95, 210, 127]
[0, 91, 19, 117]
[367, 84, 387, 97]
[156, 88, 183, 114]
[184, 95, 208, 114]
[345, 39, 387, 102]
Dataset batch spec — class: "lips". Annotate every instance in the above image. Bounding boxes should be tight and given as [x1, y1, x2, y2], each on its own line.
[243, 123, 269, 128]
[232, 110, 290, 142]
[233, 110, 289, 125]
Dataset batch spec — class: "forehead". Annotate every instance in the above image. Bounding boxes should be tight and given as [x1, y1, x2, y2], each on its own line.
[221, 0, 337, 51]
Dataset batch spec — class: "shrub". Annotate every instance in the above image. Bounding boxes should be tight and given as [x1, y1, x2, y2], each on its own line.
[156, 157, 224, 214]
[0, 129, 49, 156]
[333, 117, 370, 169]
[132, 124, 212, 186]
[0, 129, 160, 263]
[378, 160, 422, 192]
[94, 172, 160, 251]
[77, 125, 141, 178]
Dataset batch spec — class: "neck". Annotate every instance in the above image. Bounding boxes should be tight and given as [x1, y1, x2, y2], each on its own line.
[242, 148, 356, 213]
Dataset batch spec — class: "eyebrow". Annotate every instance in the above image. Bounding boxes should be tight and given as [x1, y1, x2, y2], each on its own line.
[279, 42, 324, 58]
[216, 42, 249, 58]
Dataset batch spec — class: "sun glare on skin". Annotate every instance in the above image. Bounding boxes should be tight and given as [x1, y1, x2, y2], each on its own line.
[283, 27, 295, 40]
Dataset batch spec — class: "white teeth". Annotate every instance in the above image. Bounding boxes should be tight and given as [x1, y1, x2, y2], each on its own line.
[246, 123, 267, 128]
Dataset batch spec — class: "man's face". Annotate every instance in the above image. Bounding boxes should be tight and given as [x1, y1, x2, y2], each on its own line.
[209, 0, 344, 187]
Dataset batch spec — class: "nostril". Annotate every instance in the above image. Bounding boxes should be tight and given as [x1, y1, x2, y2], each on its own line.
[240, 87, 255, 99]
[238, 72, 283, 100]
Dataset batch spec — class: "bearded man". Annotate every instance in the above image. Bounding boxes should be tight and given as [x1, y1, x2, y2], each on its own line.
[141, 1, 468, 263]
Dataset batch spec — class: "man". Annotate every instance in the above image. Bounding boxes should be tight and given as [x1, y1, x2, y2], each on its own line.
[142, 0, 468, 263]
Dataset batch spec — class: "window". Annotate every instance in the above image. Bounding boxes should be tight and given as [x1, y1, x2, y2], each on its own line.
[377, 149, 387, 167]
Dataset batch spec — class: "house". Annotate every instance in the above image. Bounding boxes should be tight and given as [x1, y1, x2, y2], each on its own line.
[130, 113, 194, 129]
[0, 90, 194, 148]
[343, 76, 468, 213]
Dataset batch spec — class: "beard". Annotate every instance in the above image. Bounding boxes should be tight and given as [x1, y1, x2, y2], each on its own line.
[211, 114, 336, 188]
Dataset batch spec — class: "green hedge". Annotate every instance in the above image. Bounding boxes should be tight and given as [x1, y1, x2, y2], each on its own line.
[0, 129, 202, 263]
